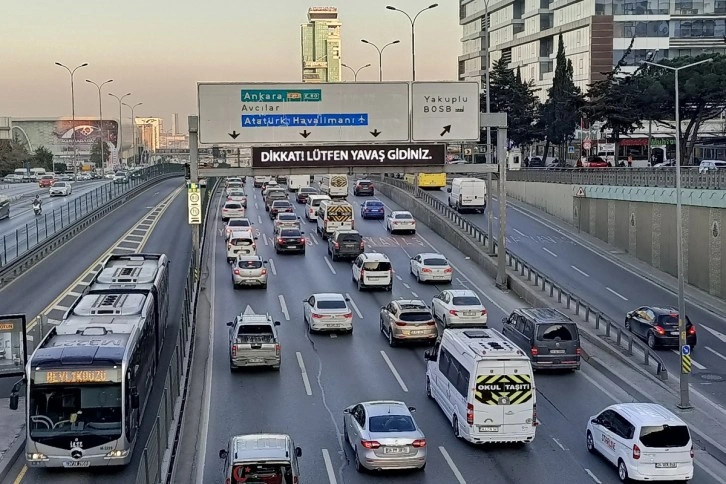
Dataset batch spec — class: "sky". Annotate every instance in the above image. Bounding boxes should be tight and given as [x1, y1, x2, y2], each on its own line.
[0, 0, 460, 132]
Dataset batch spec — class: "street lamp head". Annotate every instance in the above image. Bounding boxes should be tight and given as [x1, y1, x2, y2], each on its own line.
[85, 79, 93, 84]
[361, 39, 370, 44]
[80, 63, 88, 67]
[106, 79, 114, 83]
[386, 6, 397, 10]
[342, 63, 350, 68]
[364, 63, 372, 68]
[392, 40, 401, 44]
[54, 62, 63, 67]
[428, 3, 439, 8]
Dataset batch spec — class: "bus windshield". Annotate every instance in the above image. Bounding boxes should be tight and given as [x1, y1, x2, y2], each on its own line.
[29, 384, 122, 439]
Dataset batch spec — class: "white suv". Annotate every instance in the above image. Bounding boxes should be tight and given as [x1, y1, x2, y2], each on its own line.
[352, 253, 392, 291]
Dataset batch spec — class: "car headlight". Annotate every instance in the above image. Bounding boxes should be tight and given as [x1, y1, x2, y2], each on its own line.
[27, 453, 47, 461]
[105, 449, 129, 459]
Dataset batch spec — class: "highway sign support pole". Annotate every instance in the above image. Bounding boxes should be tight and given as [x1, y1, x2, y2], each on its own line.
[496, 126, 508, 290]
[189, 115, 200, 265]
[486, 172, 494, 255]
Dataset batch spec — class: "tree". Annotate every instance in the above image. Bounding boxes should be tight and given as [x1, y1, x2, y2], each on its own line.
[0, 140, 29, 175]
[539, 33, 585, 161]
[636, 53, 726, 164]
[581, 37, 645, 165]
[30, 146, 54, 172]
[89, 139, 111, 166]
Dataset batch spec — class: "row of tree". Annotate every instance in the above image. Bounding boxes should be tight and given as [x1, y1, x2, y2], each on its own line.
[0, 139, 111, 176]
[485, 34, 726, 164]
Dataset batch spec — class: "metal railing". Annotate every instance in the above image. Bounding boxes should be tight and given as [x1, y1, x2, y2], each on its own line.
[376, 175, 669, 380]
[507, 167, 726, 189]
[0, 165, 180, 266]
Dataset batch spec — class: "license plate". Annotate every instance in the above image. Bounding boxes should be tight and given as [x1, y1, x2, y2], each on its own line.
[63, 461, 90, 468]
[328, 324, 341, 328]
[409, 330, 426, 335]
[550, 349, 565, 354]
[383, 447, 406, 454]
[464, 311, 477, 316]
[655, 463, 677, 468]
[478, 426, 499, 432]
[671, 331, 679, 336]
[248, 358, 263, 363]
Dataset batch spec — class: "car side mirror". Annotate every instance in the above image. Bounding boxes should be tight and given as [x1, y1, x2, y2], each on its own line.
[424, 350, 435, 361]
[446, 188, 452, 193]
[502, 317, 509, 325]
[343, 408, 351, 414]
[227, 321, 234, 327]
[295, 446, 302, 457]
[263, 260, 268, 264]
[345, 297, 350, 302]
[303, 299, 308, 303]
[300, 231, 305, 234]
[131, 391, 140, 409]
[219, 449, 228, 459]
[408, 406, 416, 412]
[9, 394, 19, 411]
[591, 418, 599, 425]
[254, 236, 259, 240]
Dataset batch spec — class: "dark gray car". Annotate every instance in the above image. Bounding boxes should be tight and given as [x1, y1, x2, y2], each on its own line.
[501, 308, 581, 371]
[328, 230, 364, 261]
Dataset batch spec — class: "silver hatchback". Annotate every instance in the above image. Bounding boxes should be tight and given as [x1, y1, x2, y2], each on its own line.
[231, 255, 268, 289]
[343, 400, 427, 472]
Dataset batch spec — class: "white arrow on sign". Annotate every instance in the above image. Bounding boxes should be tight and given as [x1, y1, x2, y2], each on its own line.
[700, 324, 726, 343]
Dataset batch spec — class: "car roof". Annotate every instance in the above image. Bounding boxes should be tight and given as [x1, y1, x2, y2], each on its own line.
[392, 299, 427, 309]
[442, 289, 478, 297]
[230, 434, 293, 462]
[514, 308, 572, 324]
[361, 400, 410, 417]
[236, 254, 262, 261]
[272, 200, 291, 204]
[227, 218, 250, 223]
[364, 199, 383, 204]
[333, 229, 360, 235]
[607, 403, 687, 427]
[417, 253, 446, 259]
[391, 210, 412, 214]
[277, 213, 297, 217]
[357, 179, 372, 183]
[313, 293, 346, 301]
[360, 252, 390, 261]
[646, 306, 679, 315]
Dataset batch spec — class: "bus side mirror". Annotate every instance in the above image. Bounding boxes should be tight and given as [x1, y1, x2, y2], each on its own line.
[227, 321, 234, 327]
[131, 391, 140, 409]
[274, 321, 281, 326]
[446, 188, 452, 193]
[424, 350, 436, 361]
[9, 394, 19, 411]
[219, 449, 228, 459]
[295, 447, 302, 457]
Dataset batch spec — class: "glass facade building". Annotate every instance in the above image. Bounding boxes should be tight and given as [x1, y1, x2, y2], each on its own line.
[301, 7, 342, 83]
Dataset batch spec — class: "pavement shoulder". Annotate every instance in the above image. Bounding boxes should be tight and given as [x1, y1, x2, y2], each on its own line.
[0, 397, 25, 482]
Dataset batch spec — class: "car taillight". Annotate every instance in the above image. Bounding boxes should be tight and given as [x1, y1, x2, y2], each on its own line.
[392, 221, 398, 225]
[300, 238, 306, 243]
[688, 326, 696, 335]
[412, 439, 426, 448]
[231, 345, 237, 357]
[261, 269, 267, 275]
[654, 325, 665, 335]
[449, 309, 458, 316]
[531, 346, 539, 356]
[233, 269, 240, 275]
[422, 268, 432, 273]
[227, 244, 232, 250]
[334, 242, 340, 249]
[632, 444, 641, 460]
[444, 267, 453, 273]
[311, 313, 323, 319]
[576, 348, 581, 355]
[344, 312, 353, 319]
[360, 269, 365, 277]
[396, 321, 408, 326]
[361, 440, 380, 449]
[426, 320, 436, 326]
[275, 344, 280, 356]
[481, 309, 487, 315]
[466, 403, 474, 425]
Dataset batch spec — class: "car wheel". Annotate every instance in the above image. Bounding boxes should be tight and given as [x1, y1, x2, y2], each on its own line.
[452, 415, 461, 439]
[647, 331, 657, 349]
[426, 376, 433, 399]
[357, 277, 363, 291]
[272, 365, 280, 371]
[586, 431, 595, 453]
[354, 448, 364, 473]
[618, 459, 629, 482]
[411, 230, 416, 235]
[379, 317, 385, 335]
[331, 252, 337, 261]
[386, 284, 392, 292]
[388, 326, 397, 347]
[261, 283, 267, 289]
[418, 462, 426, 471]
[416, 271, 421, 283]
[442, 317, 448, 329]
[343, 422, 349, 444]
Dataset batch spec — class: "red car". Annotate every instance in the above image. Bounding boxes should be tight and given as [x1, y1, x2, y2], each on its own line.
[38, 175, 56, 187]
[577, 156, 610, 168]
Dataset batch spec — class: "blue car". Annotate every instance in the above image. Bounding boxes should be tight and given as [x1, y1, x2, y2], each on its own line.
[361, 200, 385, 219]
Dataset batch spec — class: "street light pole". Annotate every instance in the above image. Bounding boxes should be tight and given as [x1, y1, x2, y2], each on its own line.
[55, 62, 88, 174]
[86, 79, 113, 171]
[342, 63, 372, 81]
[361, 39, 401, 82]
[483, 0, 492, 164]
[643, 57, 713, 409]
[386, 4, 438, 82]
[123, 102, 143, 167]
[109, 92, 131, 167]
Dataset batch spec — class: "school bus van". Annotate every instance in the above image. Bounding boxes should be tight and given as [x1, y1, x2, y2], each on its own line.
[316, 199, 354, 240]
[424, 328, 537, 444]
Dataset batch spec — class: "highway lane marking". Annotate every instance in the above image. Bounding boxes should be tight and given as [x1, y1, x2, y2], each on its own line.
[571, 265, 590, 277]
[542, 247, 558, 258]
[701, 324, 726, 343]
[704, 346, 726, 362]
[321, 449, 338, 484]
[551, 437, 567, 451]
[584, 469, 602, 484]
[345, 293, 363, 319]
[324, 256, 337, 274]
[513, 228, 526, 237]
[278, 295, 290, 321]
[439, 446, 466, 484]
[380, 350, 408, 392]
[296, 352, 313, 396]
[268, 258, 277, 276]
[606, 287, 629, 301]
[257, 215, 262, 224]
[311, 233, 319, 245]
[11, 463, 27, 484]
[396, 274, 403, 281]
[671, 350, 706, 369]
[403, 282, 411, 288]
[262, 233, 269, 246]
[254, 202, 258, 210]
[411, 291, 419, 298]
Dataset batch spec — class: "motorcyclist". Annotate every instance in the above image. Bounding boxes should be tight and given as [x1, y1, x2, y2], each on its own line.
[32, 195, 42, 207]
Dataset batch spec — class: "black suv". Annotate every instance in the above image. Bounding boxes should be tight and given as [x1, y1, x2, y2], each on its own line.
[501, 308, 581, 371]
[353, 180, 375, 196]
[327, 230, 364, 261]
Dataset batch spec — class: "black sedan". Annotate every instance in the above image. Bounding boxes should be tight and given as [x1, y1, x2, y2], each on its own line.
[274, 228, 306, 254]
[296, 187, 318, 204]
[624, 306, 697, 349]
[269, 200, 294, 219]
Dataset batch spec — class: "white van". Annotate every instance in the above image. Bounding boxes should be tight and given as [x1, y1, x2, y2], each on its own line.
[317, 199, 354, 239]
[447, 177, 487, 213]
[586, 403, 694, 482]
[352, 253, 393, 291]
[320, 174, 348, 198]
[227, 229, 257, 263]
[287, 174, 310, 192]
[424, 328, 537, 444]
[29, 168, 47, 180]
[305, 194, 331, 221]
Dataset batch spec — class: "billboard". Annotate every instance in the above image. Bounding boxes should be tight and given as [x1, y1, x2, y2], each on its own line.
[52, 119, 119, 152]
[251, 144, 445, 168]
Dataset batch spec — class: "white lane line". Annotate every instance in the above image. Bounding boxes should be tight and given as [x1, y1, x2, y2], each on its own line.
[585, 469, 602, 484]
[263, 233, 269, 246]
[542, 247, 558, 258]
[257, 215, 262, 224]
[571, 265, 590, 277]
[513, 228, 526, 237]
[345, 293, 364, 319]
[322, 449, 338, 484]
[705, 346, 726, 363]
[439, 446, 466, 484]
[268, 258, 277, 276]
[671, 350, 706, 370]
[254, 202, 258, 210]
[552, 437, 567, 451]
[403, 282, 411, 289]
[411, 291, 419, 298]
[278, 295, 290, 321]
[311, 233, 319, 245]
[606, 287, 629, 301]
[296, 352, 313, 396]
[380, 350, 408, 392]
[324, 256, 337, 274]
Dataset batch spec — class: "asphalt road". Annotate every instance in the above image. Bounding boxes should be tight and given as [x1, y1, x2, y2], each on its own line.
[0, 177, 191, 484]
[195, 181, 721, 484]
[0, 180, 113, 262]
[426, 187, 726, 403]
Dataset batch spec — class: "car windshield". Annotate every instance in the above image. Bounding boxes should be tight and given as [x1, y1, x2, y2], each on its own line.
[338, 233, 361, 242]
[54, 182, 67, 187]
[452, 296, 481, 306]
[273, 202, 291, 207]
[657, 315, 679, 325]
[280, 229, 301, 237]
[395, 213, 413, 219]
[232, 238, 253, 246]
[231, 464, 292, 483]
[301, 188, 316, 193]
[238, 259, 262, 269]
[228, 220, 250, 227]
[317, 300, 347, 309]
[399, 311, 433, 322]
[363, 261, 391, 271]
[537, 324, 577, 341]
[639, 425, 691, 448]
[225, 203, 242, 209]
[368, 415, 416, 433]
[423, 258, 447, 266]
[357, 181, 372, 186]
[278, 214, 297, 221]
[366, 201, 383, 207]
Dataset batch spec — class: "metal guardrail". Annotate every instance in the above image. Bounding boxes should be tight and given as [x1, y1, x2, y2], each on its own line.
[377, 175, 669, 380]
[507, 167, 726, 189]
[135, 178, 218, 484]
[0, 165, 180, 266]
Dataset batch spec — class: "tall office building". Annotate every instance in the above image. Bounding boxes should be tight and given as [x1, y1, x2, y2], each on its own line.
[459, 0, 726, 101]
[171, 113, 179, 135]
[301, 6, 342, 83]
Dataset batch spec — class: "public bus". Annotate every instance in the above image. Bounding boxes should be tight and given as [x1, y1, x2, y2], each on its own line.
[403, 172, 447, 189]
[16, 253, 169, 469]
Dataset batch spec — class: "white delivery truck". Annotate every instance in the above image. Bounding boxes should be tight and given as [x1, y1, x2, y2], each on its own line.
[317, 200, 354, 239]
[287, 175, 310, 192]
[320, 174, 348, 198]
[447, 177, 487, 213]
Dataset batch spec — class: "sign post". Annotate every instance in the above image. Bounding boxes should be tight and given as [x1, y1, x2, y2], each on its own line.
[188, 183, 202, 225]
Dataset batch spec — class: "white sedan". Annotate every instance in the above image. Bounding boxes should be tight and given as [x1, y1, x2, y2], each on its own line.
[226, 189, 247, 207]
[49, 181, 72, 196]
[273, 213, 301, 232]
[430, 289, 488, 328]
[225, 218, 253, 240]
[221, 201, 245, 221]
[302, 293, 353, 333]
[386, 211, 416, 234]
[409, 253, 453, 283]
